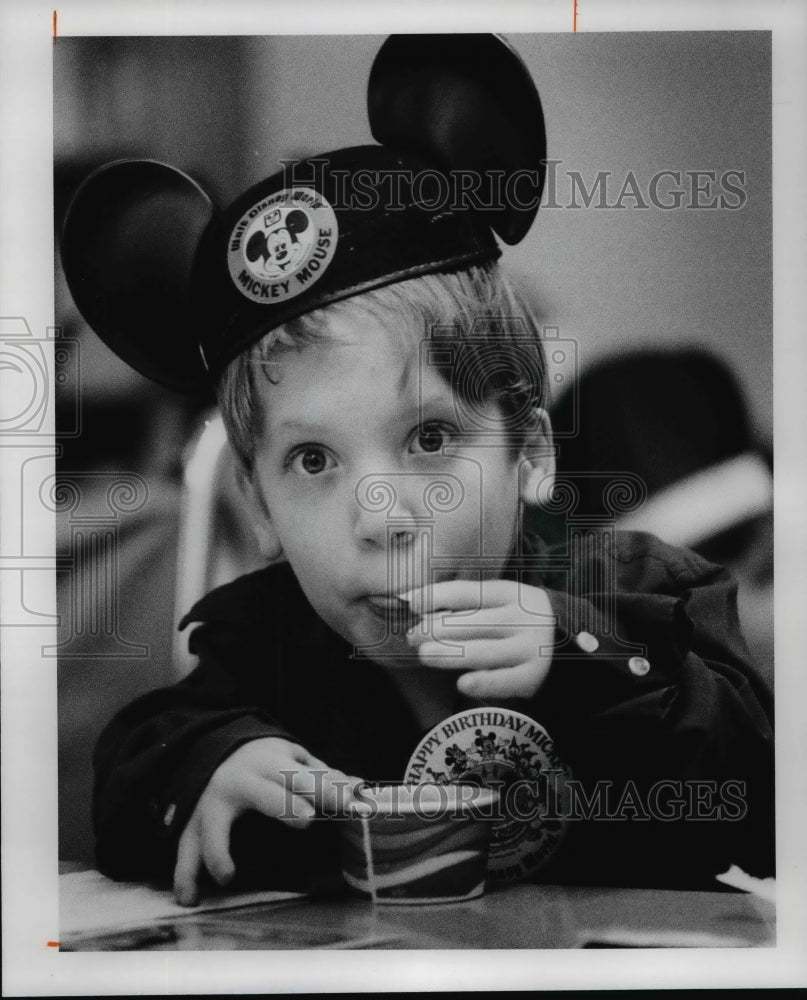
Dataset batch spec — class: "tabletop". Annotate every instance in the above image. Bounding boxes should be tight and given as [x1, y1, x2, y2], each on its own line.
[58, 871, 775, 951]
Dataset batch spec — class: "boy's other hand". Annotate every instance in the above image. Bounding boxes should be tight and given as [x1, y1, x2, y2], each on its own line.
[403, 580, 556, 701]
[173, 737, 362, 906]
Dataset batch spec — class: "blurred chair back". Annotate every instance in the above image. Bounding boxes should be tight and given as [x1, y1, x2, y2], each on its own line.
[171, 413, 266, 677]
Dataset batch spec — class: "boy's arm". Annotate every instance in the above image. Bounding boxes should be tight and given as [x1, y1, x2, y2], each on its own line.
[408, 533, 773, 886]
[529, 537, 774, 886]
[92, 621, 294, 881]
[92, 609, 345, 888]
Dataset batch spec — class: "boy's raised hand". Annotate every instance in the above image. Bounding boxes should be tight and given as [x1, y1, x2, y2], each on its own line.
[173, 737, 360, 906]
[403, 580, 556, 701]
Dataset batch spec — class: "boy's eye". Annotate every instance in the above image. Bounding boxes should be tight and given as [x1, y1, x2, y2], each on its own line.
[289, 447, 333, 475]
[412, 422, 453, 454]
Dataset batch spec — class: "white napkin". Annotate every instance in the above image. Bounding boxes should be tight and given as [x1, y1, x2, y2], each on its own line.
[60, 869, 301, 935]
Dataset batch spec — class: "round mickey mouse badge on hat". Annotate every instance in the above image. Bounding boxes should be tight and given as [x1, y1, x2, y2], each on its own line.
[227, 188, 338, 304]
[405, 709, 572, 884]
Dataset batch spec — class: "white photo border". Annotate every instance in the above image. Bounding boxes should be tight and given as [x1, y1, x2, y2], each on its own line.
[2, 0, 805, 994]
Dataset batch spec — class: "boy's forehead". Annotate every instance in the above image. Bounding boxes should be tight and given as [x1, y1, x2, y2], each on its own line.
[253, 315, 454, 425]
[283, 311, 422, 377]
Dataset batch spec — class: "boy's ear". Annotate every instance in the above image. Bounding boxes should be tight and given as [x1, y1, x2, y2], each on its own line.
[237, 469, 285, 563]
[519, 407, 556, 507]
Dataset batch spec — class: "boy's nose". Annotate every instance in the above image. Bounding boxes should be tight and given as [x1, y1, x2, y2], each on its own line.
[352, 473, 421, 548]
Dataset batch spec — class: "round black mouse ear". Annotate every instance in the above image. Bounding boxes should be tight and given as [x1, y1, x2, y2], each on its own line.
[285, 209, 309, 236]
[60, 159, 216, 393]
[367, 34, 546, 246]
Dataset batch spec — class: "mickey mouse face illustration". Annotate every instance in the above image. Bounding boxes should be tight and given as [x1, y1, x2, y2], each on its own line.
[445, 744, 469, 773]
[475, 730, 498, 759]
[246, 208, 310, 279]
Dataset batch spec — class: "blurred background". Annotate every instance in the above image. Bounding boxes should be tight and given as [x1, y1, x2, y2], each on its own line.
[54, 32, 772, 863]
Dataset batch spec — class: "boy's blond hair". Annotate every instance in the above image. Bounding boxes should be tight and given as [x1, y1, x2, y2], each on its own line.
[217, 263, 547, 474]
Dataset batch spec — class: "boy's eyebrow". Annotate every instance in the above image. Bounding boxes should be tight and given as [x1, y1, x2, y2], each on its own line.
[275, 418, 332, 433]
[397, 351, 415, 394]
[275, 394, 457, 434]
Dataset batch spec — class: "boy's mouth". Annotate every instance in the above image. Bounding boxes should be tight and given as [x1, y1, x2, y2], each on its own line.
[363, 595, 420, 631]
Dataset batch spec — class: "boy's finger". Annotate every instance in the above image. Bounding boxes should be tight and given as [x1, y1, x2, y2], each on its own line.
[199, 807, 237, 887]
[316, 771, 365, 815]
[417, 635, 524, 670]
[287, 742, 325, 767]
[174, 821, 203, 906]
[294, 751, 365, 797]
[457, 661, 548, 700]
[250, 775, 316, 829]
[409, 612, 513, 644]
[401, 579, 515, 614]
[298, 749, 339, 772]
[282, 760, 362, 815]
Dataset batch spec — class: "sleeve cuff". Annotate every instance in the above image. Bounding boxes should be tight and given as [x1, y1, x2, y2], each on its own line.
[538, 587, 690, 716]
[150, 716, 296, 840]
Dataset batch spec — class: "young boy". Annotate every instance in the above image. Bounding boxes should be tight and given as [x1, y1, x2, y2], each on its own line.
[68, 36, 773, 905]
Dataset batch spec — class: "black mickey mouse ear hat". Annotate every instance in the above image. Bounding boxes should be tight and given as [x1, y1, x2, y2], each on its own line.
[61, 34, 546, 394]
